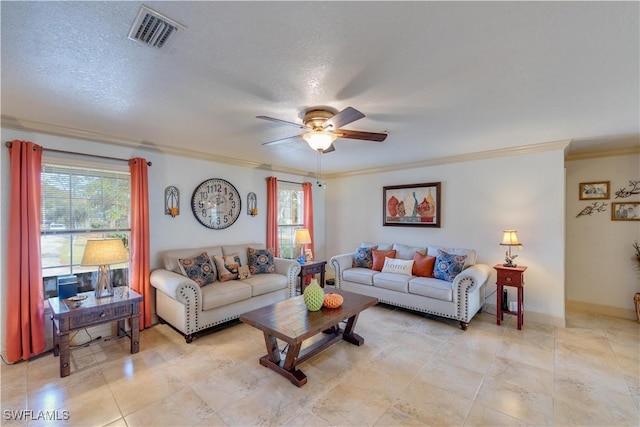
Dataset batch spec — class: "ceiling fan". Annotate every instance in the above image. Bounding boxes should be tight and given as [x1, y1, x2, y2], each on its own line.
[257, 107, 388, 153]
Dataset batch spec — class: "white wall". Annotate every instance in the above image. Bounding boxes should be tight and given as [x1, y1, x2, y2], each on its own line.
[325, 149, 567, 326]
[566, 154, 640, 317]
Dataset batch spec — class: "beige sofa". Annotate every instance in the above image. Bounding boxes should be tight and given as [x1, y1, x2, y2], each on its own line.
[330, 243, 491, 330]
[150, 243, 300, 342]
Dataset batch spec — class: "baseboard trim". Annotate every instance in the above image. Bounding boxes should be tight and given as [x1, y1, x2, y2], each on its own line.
[566, 299, 637, 320]
[483, 303, 566, 327]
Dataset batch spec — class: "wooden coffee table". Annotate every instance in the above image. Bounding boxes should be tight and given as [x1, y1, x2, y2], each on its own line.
[239, 289, 377, 387]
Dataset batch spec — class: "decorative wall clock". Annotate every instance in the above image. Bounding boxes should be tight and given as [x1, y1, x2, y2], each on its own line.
[191, 178, 241, 229]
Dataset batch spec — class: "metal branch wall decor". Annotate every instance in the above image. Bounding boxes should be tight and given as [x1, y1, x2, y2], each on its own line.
[576, 202, 608, 218]
[615, 180, 640, 199]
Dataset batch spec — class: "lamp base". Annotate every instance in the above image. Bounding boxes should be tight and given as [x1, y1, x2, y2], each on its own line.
[503, 261, 518, 268]
[94, 265, 114, 298]
[298, 255, 306, 264]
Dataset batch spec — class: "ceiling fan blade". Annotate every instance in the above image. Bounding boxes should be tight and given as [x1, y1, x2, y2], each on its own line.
[261, 134, 305, 146]
[322, 143, 336, 154]
[336, 129, 388, 142]
[321, 107, 365, 130]
[256, 115, 308, 129]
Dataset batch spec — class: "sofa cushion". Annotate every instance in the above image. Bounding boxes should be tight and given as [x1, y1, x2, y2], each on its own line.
[361, 241, 393, 251]
[177, 251, 217, 287]
[201, 280, 252, 310]
[163, 246, 223, 274]
[243, 273, 288, 297]
[373, 272, 411, 293]
[409, 277, 453, 302]
[247, 247, 276, 274]
[343, 267, 377, 286]
[413, 252, 436, 277]
[381, 257, 414, 276]
[433, 250, 467, 282]
[213, 254, 241, 282]
[392, 243, 426, 260]
[372, 249, 396, 271]
[353, 246, 376, 268]
[427, 246, 476, 268]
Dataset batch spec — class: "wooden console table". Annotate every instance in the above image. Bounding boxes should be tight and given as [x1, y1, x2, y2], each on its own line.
[48, 287, 143, 377]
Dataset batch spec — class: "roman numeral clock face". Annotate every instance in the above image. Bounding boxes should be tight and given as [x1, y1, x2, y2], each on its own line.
[191, 178, 241, 229]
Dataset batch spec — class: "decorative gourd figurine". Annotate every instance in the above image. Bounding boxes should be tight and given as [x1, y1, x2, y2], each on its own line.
[303, 278, 324, 311]
[323, 292, 344, 308]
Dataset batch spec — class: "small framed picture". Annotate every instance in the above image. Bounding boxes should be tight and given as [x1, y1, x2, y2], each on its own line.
[579, 181, 610, 200]
[304, 248, 313, 261]
[611, 202, 640, 221]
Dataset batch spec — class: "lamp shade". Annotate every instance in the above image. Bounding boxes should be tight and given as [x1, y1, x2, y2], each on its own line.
[294, 228, 312, 245]
[81, 238, 129, 266]
[499, 230, 522, 246]
[302, 131, 337, 151]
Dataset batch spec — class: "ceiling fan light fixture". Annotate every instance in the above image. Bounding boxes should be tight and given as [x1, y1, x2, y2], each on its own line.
[302, 131, 337, 151]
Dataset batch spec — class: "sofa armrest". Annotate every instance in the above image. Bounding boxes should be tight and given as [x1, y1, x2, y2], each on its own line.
[452, 263, 491, 321]
[150, 269, 203, 306]
[329, 253, 355, 289]
[273, 257, 302, 297]
[452, 263, 491, 294]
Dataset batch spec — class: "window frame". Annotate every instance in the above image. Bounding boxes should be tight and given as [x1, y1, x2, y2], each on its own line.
[277, 183, 304, 259]
[40, 157, 131, 290]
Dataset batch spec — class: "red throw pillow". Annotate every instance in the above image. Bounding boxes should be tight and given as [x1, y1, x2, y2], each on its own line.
[413, 252, 436, 277]
[372, 249, 396, 271]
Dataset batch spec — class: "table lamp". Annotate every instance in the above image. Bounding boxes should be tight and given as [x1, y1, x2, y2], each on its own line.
[500, 230, 522, 267]
[294, 229, 311, 264]
[81, 238, 129, 298]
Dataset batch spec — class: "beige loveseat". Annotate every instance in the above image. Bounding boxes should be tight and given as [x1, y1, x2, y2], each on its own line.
[330, 243, 491, 330]
[150, 243, 300, 342]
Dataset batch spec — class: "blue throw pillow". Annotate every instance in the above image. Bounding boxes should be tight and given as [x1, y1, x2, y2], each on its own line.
[177, 251, 216, 287]
[247, 247, 276, 274]
[433, 249, 467, 282]
[353, 246, 376, 268]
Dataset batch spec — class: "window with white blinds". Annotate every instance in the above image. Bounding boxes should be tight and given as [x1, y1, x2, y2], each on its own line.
[40, 161, 131, 288]
[277, 184, 304, 259]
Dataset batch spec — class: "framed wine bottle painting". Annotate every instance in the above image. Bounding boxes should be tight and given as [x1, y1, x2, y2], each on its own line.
[383, 182, 441, 227]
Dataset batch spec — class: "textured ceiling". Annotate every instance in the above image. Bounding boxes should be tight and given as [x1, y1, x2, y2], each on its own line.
[1, 1, 638, 175]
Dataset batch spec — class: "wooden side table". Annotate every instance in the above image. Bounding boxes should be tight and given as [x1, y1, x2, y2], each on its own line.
[494, 264, 527, 330]
[48, 287, 143, 377]
[298, 260, 327, 293]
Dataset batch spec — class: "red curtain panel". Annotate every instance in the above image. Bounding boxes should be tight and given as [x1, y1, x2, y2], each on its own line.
[6, 140, 46, 362]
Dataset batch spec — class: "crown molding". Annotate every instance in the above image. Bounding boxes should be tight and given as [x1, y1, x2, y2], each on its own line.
[565, 145, 640, 161]
[324, 139, 572, 179]
[1, 116, 312, 177]
[2, 116, 583, 179]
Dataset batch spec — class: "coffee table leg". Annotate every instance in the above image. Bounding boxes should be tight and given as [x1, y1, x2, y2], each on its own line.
[259, 334, 307, 387]
[342, 313, 365, 346]
[262, 333, 281, 364]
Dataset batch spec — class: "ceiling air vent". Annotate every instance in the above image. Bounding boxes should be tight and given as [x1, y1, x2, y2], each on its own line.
[128, 5, 185, 48]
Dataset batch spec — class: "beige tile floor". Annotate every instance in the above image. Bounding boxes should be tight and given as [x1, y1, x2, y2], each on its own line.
[1, 305, 638, 426]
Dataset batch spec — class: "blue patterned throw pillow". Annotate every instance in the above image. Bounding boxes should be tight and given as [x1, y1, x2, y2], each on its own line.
[177, 251, 216, 287]
[353, 246, 376, 269]
[433, 249, 467, 282]
[248, 247, 276, 274]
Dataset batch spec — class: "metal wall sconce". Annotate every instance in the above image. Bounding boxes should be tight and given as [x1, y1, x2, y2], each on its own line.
[165, 186, 179, 217]
[247, 192, 258, 216]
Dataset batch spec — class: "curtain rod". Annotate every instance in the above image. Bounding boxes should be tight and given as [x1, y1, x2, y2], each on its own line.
[5, 141, 152, 166]
[278, 179, 304, 185]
